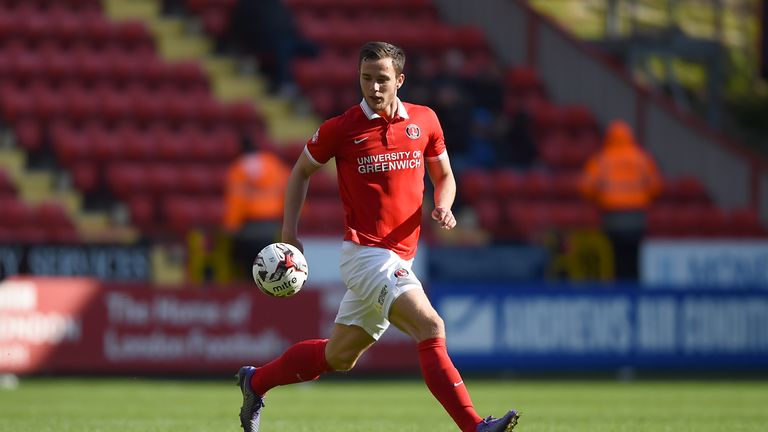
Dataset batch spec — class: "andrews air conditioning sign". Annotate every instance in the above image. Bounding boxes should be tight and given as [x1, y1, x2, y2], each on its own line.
[433, 284, 768, 370]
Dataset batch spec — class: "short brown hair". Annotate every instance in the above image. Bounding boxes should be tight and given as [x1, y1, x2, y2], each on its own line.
[358, 41, 406, 75]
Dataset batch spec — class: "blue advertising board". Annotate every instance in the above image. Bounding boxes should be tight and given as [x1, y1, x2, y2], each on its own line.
[432, 283, 768, 371]
[641, 240, 768, 288]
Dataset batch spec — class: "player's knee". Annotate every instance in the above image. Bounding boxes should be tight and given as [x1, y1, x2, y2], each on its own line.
[325, 350, 359, 372]
[414, 313, 445, 341]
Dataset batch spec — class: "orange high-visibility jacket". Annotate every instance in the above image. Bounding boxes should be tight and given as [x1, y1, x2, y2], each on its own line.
[579, 121, 663, 211]
[223, 151, 290, 231]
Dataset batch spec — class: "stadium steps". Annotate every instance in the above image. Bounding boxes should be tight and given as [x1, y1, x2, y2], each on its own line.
[104, 0, 320, 144]
[0, 143, 137, 243]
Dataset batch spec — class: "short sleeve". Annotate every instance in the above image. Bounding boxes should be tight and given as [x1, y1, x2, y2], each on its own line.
[305, 118, 339, 166]
[423, 108, 447, 161]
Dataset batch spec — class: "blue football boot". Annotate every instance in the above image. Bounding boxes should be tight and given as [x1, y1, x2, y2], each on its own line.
[476, 410, 521, 432]
[235, 366, 265, 432]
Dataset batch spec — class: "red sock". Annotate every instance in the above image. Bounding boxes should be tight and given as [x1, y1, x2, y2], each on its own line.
[250, 339, 332, 396]
[418, 338, 482, 432]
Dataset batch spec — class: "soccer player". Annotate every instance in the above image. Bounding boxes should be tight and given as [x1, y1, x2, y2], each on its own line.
[236, 41, 520, 432]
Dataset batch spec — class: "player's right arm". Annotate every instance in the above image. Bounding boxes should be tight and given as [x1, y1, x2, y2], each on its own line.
[282, 151, 322, 252]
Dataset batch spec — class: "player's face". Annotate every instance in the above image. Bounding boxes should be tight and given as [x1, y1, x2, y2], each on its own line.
[359, 57, 404, 118]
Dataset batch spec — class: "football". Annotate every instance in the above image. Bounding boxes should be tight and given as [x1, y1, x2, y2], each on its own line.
[252, 242, 309, 297]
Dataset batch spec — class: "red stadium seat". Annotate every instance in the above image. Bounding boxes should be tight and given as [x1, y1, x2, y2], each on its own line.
[146, 164, 181, 195]
[127, 195, 157, 230]
[458, 169, 494, 204]
[0, 198, 34, 227]
[728, 209, 767, 237]
[178, 164, 213, 195]
[307, 170, 339, 199]
[70, 162, 99, 192]
[0, 170, 17, 196]
[300, 198, 344, 235]
[163, 196, 201, 235]
[120, 126, 156, 160]
[492, 169, 526, 200]
[90, 127, 122, 162]
[34, 201, 72, 227]
[52, 127, 90, 167]
[561, 104, 598, 136]
[107, 163, 147, 199]
[156, 131, 188, 161]
[472, 199, 501, 234]
[13, 118, 44, 152]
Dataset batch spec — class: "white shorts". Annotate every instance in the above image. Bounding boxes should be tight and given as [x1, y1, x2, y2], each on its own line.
[335, 241, 423, 340]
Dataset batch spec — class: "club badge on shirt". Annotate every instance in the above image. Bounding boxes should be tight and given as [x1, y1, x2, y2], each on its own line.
[394, 268, 409, 278]
[405, 124, 421, 140]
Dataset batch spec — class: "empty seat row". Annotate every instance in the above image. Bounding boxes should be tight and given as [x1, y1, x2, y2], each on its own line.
[0, 8, 151, 51]
[128, 194, 343, 237]
[529, 102, 600, 140]
[460, 169, 583, 204]
[0, 47, 207, 90]
[0, 198, 79, 243]
[0, 169, 17, 196]
[647, 205, 765, 238]
[128, 194, 224, 236]
[473, 200, 600, 242]
[106, 163, 229, 199]
[297, 15, 487, 52]
[0, 0, 102, 10]
[1, 84, 261, 134]
[537, 131, 601, 169]
[286, 0, 439, 39]
[51, 121, 241, 166]
[460, 170, 713, 207]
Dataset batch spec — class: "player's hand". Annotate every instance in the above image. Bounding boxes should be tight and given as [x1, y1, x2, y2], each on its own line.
[431, 206, 456, 230]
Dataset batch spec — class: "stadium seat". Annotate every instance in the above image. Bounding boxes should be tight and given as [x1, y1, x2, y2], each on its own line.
[107, 163, 147, 199]
[13, 118, 44, 152]
[492, 169, 525, 200]
[561, 104, 598, 137]
[307, 170, 339, 199]
[472, 199, 501, 234]
[504, 66, 547, 114]
[300, 198, 345, 234]
[0, 198, 33, 227]
[521, 171, 554, 200]
[672, 176, 711, 205]
[163, 195, 206, 236]
[146, 164, 181, 196]
[0, 169, 17, 196]
[70, 162, 99, 193]
[458, 169, 494, 204]
[728, 209, 767, 237]
[127, 195, 156, 231]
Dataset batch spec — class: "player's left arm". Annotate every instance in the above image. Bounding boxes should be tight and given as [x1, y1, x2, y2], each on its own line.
[426, 155, 457, 230]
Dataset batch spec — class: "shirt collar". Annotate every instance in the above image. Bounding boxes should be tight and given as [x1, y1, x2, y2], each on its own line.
[359, 98, 409, 120]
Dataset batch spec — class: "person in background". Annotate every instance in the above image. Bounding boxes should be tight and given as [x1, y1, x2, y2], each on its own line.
[579, 120, 663, 281]
[501, 109, 538, 170]
[228, 0, 317, 97]
[234, 41, 520, 432]
[223, 149, 291, 278]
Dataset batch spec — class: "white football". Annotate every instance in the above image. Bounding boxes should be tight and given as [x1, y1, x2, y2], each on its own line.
[252, 242, 308, 297]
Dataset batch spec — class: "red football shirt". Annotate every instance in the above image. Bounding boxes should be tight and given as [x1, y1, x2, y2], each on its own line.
[305, 99, 447, 259]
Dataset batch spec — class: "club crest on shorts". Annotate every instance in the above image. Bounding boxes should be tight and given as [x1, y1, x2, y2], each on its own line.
[405, 124, 420, 140]
[394, 268, 409, 278]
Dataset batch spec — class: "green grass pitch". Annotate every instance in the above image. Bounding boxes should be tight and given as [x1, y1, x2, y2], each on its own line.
[1, 377, 766, 431]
